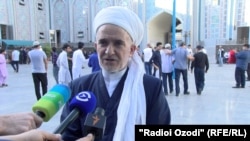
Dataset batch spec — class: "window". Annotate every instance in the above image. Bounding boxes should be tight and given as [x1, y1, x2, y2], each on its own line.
[77, 31, 84, 38]
[39, 32, 45, 39]
[19, 0, 25, 6]
[0, 24, 7, 39]
[38, 3, 43, 10]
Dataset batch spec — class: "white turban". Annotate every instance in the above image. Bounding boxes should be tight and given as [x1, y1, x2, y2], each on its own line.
[93, 6, 146, 141]
[93, 6, 144, 46]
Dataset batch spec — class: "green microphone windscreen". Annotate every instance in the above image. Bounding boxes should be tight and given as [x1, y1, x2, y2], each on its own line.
[32, 84, 71, 122]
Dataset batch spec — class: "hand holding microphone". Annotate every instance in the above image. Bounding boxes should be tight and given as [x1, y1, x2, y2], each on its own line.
[76, 133, 95, 141]
[0, 129, 62, 141]
[0, 84, 71, 136]
[0, 112, 43, 135]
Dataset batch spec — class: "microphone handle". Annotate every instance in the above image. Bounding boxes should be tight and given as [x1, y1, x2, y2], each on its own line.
[53, 108, 80, 134]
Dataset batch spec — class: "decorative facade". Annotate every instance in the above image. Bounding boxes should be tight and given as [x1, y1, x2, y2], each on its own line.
[1, 0, 248, 48]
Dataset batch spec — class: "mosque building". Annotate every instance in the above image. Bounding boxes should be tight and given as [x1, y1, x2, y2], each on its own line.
[0, 0, 249, 50]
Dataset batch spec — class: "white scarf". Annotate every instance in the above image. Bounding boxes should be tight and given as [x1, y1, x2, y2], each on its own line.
[112, 52, 146, 141]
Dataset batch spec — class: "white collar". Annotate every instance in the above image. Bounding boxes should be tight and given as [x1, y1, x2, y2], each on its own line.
[102, 68, 127, 97]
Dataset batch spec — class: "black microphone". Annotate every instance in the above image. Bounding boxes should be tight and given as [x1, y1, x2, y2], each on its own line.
[53, 91, 97, 134]
[83, 107, 106, 140]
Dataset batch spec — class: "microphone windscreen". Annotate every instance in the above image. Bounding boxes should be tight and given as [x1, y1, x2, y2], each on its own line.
[49, 84, 71, 102]
[69, 91, 97, 116]
[32, 84, 71, 122]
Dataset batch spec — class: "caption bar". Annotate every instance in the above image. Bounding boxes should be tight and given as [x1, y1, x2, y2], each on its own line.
[135, 125, 249, 140]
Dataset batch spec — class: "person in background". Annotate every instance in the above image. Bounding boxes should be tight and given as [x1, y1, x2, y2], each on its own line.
[83, 50, 89, 59]
[51, 47, 59, 84]
[191, 45, 209, 95]
[218, 46, 224, 67]
[160, 43, 174, 95]
[19, 47, 27, 64]
[11, 48, 20, 73]
[0, 49, 8, 87]
[60, 6, 171, 141]
[26, 48, 32, 64]
[88, 49, 101, 73]
[246, 47, 250, 81]
[228, 48, 236, 64]
[72, 42, 87, 80]
[223, 51, 229, 64]
[28, 41, 48, 100]
[167, 42, 194, 96]
[186, 44, 193, 70]
[67, 46, 73, 79]
[151, 42, 162, 78]
[136, 45, 143, 60]
[232, 44, 249, 88]
[142, 43, 153, 75]
[56, 43, 72, 85]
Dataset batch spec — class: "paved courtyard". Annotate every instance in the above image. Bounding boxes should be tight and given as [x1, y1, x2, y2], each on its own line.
[0, 57, 250, 133]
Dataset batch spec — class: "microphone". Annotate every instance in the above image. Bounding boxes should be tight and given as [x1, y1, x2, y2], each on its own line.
[32, 84, 71, 122]
[53, 91, 97, 134]
[83, 107, 106, 140]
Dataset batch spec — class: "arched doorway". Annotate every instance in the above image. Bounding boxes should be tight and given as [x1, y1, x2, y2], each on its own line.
[147, 11, 182, 46]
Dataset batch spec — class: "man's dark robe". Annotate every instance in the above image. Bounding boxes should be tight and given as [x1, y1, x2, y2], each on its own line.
[60, 69, 171, 141]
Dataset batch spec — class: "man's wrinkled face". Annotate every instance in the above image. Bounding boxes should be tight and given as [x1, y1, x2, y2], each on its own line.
[95, 24, 135, 73]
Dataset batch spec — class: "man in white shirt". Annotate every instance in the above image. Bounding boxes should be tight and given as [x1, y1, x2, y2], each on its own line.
[72, 42, 87, 80]
[142, 43, 153, 75]
[11, 48, 20, 73]
[57, 43, 72, 85]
